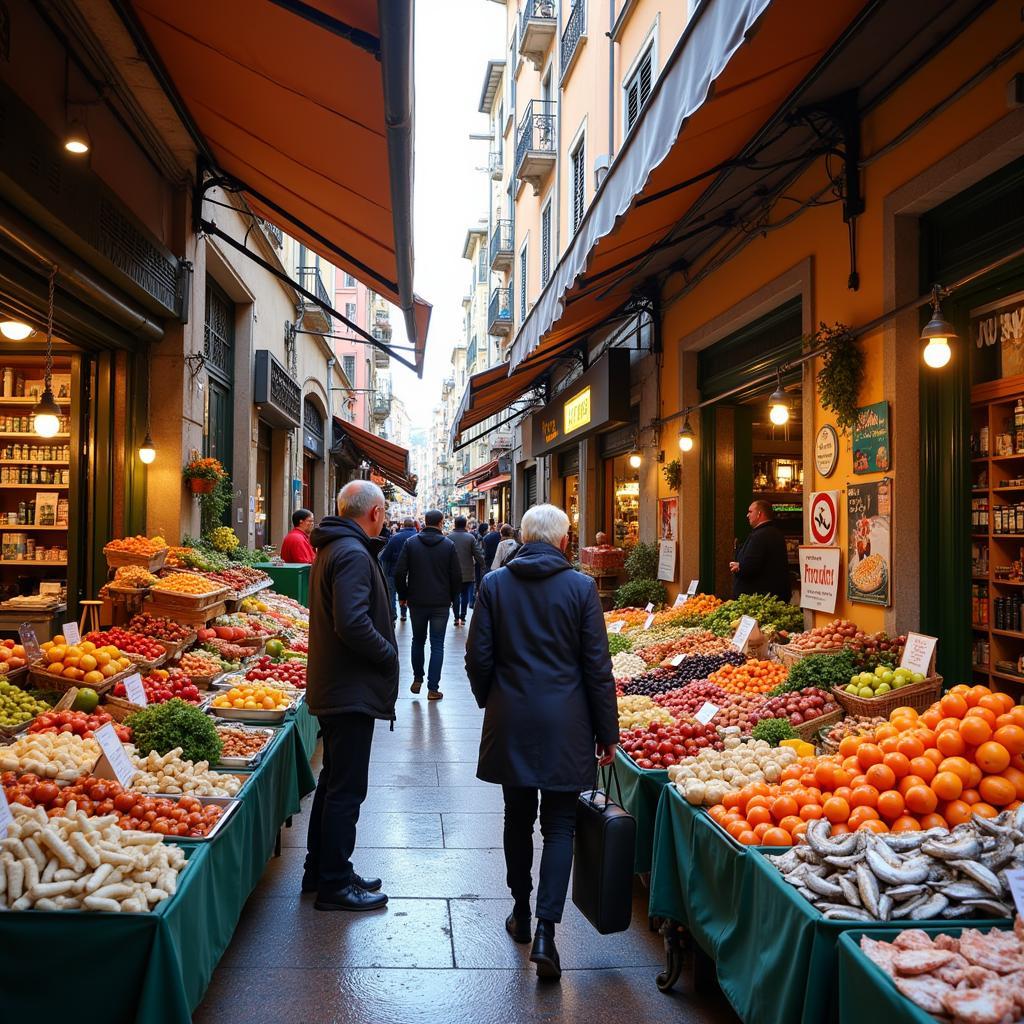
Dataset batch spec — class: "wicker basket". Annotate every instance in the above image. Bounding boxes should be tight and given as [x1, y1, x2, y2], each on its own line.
[103, 545, 168, 572]
[148, 585, 230, 613]
[123, 650, 167, 673]
[155, 633, 197, 660]
[773, 643, 844, 669]
[102, 694, 145, 720]
[27, 660, 135, 695]
[793, 708, 844, 742]
[832, 675, 943, 718]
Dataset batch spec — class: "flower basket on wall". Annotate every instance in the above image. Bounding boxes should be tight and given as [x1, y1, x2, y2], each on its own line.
[189, 477, 216, 494]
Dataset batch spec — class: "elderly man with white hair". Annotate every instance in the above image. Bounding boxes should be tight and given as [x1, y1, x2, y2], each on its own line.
[465, 503, 618, 981]
[304, 480, 397, 913]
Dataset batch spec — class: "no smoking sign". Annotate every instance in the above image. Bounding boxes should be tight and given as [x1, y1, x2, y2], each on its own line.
[810, 491, 839, 546]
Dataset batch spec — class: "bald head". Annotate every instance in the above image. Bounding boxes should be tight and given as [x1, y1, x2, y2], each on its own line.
[337, 480, 386, 536]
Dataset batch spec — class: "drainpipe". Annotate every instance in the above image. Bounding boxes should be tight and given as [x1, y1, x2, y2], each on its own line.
[608, 1, 615, 159]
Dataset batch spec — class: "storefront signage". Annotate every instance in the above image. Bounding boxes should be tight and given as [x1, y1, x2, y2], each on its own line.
[531, 350, 630, 457]
[899, 632, 937, 678]
[254, 350, 301, 428]
[92, 723, 138, 788]
[732, 615, 758, 652]
[694, 702, 719, 726]
[657, 540, 677, 582]
[847, 478, 892, 607]
[62, 622, 80, 646]
[971, 290, 1024, 379]
[814, 424, 839, 477]
[852, 402, 890, 474]
[809, 490, 839, 546]
[124, 673, 148, 707]
[798, 546, 841, 614]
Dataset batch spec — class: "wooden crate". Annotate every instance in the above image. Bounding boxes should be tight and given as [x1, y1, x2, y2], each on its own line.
[103, 546, 168, 572]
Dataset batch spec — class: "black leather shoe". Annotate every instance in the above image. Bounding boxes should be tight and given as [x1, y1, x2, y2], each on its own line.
[530, 923, 561, 980]
[353, 873, 382, 892]
[314, 885, 389, 912]
[505, 913, 532, 944]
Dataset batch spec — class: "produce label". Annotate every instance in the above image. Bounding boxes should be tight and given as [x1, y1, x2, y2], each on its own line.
[899, 632, 937, 677]
[798, 546, 841, 614]
[732, 616, 758, 652]
[0, 787, 12, 837]
[809, 491, 839, 546]
[644, 603, 655, 613]
[123, 673, 148, 706]
[643, 613, 655, 631]
[852, 401, 890, 474]
[18, 623, 40, 662]
[694, 701, 719, 725]
[607, 620, 626, 634]
[93, 723, 138, 789]
[687, 579, 699, 595]
[1006, 869, 1024, 919]
[62, 621, 81, 646]
[656, 539, 677, 582]
[847, 479, 891, 607]
[672, 593, 688, 609]
[669, 653, 686, 667]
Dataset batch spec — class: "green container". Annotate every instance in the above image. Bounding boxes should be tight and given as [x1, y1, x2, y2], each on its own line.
[253, 562, 310, 606]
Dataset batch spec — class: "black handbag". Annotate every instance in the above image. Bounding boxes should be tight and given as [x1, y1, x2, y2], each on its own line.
[572, 762, 636, 934]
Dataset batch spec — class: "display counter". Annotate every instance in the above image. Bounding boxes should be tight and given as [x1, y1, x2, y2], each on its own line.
[253, 562, 310, 606]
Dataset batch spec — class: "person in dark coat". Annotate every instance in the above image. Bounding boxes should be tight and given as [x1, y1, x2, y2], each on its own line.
[379, 517, 417, 622]
[729, 499, 792, 602]
[304, 480, 397, 913]
[465, 503, 618, 981]
[473, 521, 489, 600]
[448, 516, 484, 625]
[481, 522, 501, 573]
[393, 509, 461, 699]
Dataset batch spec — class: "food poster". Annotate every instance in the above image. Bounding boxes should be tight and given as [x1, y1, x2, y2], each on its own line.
[971, 289, 1024, 381]
[659, 497, 678, 542]
[847, 478, 891, 606]
[852, 402, 890, 474]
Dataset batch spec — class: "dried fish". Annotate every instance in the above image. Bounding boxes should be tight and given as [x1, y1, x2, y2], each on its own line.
[942, 881, 995, 901]
[948, 859, 1003, 898]
[921, 836, 982, 861]
[886, 884, 928, 902]
[856, 862, 881, 919]
[803, 872, 845, 900]
[909, 893, 949, 920]
[822, 906, 874, 922]
[837, 874, 861, 908]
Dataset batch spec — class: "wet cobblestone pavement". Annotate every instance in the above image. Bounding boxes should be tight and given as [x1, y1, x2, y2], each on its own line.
[195, 613, 740, 1024]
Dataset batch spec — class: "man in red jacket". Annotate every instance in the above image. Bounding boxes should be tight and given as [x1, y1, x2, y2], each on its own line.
[280, 508, 316, 564]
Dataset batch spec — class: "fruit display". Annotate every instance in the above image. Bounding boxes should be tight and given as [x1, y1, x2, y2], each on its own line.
[198, 565, 270, 593]
[243, 655, 306, 689]
[604, 607, 657, 630]
[105, 535, 168, 555]
[620, 652, 749, 697]
[667, 737, 801, 805]
[126, 613, 195, 644]
[38, 637, 134, 686]
[125, 699, 223, 764]
[672, 593, 723, 620]
[152, 572, 224, 596]
[0, 681, 50, 729]
[28, 709, 131, 742]
[112, 565, 159, 588]
[619, 719, 724, 769]
[706, 693, 768, 733]
[197, 624, 257, 643]
[845, 665, 926, 698]
[749, 687, 839, 729]
[770, 811, 1023, 919]
[611, 652, 648, 679]
[633, 631, 735, 666]
[607, 633, 633, 656]
[210, 684, 293, 712]
[99, 784, 225, 837]
[213, 612, 277, 636]
[616, 695, 675, 731]
[651, 680, 729, 716]
[702, 593, 805, 637]
[0, 639, 28, 675]
[0, 732, 100, 780]
[860, 926, 1024, 1022]
[201, 638, 256, 663]
[708, 659, 789, 695]
[782, 619, 858, 652]
[0, 802, 186, 912]
[128, 747, 244, 797]
[84, 628, 166, 663]
[178, 650, 227, 678]
[207, 526, 240, 552]
[216, 726, 274, 761]
[112, 668, 202, 706]
[706, 779, 837, 846]
[822, 715, 888, 746]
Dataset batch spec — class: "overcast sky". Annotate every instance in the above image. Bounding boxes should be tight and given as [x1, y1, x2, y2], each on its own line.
[388, 0, 504, 428]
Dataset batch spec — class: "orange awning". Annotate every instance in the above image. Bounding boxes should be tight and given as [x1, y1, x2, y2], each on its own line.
[477, 474, 511, 493]
[454, 459, 499, 489]
[332, 417, 416, 495]
[122, 0, 431, 373]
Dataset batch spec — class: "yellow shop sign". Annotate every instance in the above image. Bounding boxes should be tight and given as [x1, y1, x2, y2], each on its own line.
[564, 386, 592, 435]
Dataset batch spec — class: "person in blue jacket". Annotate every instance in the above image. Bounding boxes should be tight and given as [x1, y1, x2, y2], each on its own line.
[379, 517, 417, 622]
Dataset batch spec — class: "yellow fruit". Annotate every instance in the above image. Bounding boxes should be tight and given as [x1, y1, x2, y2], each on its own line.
[79, 654, 97, 671]
[101, 663, 117, 678]
[95, 651, 111, 667]
[45, 648, 64, 664]
[232, 698, 244, 709]
[82, 670, 104, 686]
[64, 657, 80, 669]
[47, 663, 64, 675]
[66, 646, 82, 660]
[62, 666, 81, 679]
[80, 641, 96, 653]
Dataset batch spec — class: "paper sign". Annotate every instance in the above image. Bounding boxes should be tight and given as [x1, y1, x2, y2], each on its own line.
[1005, 869, 1024, 919]
[669, 653, 686, 667]
[799, 546, 841, 614]
[694, 702, 719, 725]
[900, 632, 937, 676]
[607, 621, 626, 634]
[0, 787, 13, 838]
[673, 593, 688, 609]
[62, 621, 81, 645]
[18, 624, 40, 662]
[687, 579, 699, 595]
[732, 615, 758, 652]
[123, 673, 148, 707]
[656, 540, 677, 582]
[92, 723, 137, 788]
[643, 613, 655, 631]
[644, 603, 655, 614]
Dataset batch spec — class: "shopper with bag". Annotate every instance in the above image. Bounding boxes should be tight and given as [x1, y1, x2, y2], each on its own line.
[465, 503, 618, 980]
[489, 523, 520, 571]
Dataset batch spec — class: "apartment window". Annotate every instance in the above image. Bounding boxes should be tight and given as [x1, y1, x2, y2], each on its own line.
[342, 354, 356, 384]
[519, 244, 528, 322]
[344, 273, 356, 287]
[344, 302, 357, 322]
[541, 201, 552, 287]
[624, 44, 654, 134]
[478, 244, 486, 283]
[571, 134, 586, 234]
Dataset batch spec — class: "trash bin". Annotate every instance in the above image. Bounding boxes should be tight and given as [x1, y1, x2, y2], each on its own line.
[253, 563, 311, 607]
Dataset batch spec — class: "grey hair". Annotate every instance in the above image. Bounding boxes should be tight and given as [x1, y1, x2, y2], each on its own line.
[520, 504, 569, 546]
[337, 480, 385, 518]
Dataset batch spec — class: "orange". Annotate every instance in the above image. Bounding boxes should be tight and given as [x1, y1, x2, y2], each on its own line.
[747, 806, 771, 827]
[857, 744, 884, 770]
[994, 725, 1024, 755]
[737, 830, 758, 846]
[865, 764, 896, 792]
[795, 788, 822, 807]
[890, 815, 922, 832]
[971, 801, 999, 818]
[1011, 707, 1024, 727]
[891, 706, 920, 722]
[966, 707, 998, 728]
[921, 707, 943, 728]
[961, 787, 981, 805]
[877, 790, 905, 821]
[753, 822, 772, 841]
[966, 762, 983, 788]
[778, 815, 803, 834]
[790, 821, 809, 839]
[1001, 766, 1024, 799]
[940, 693, 969, 719]
[883, 752, 911, 779]
[979, 775, 1016, 806]
[879, 736, 901, 755]
[771, 796, 798, 821]
[746, 795, 770, 812]
[762, 827, 791, 847]
[781, 765, 803, 782]
[858, 818, 890, 834]
[838, 735, 865, 758]
[850, 774, 869, 789]
[904, 785, 938, 815]
[891, 716, 916, 734]
[930, 771, 963, 801]
[919, 813, 948, 830]
[938, 756, 972, 783]
[708, 805, 727, 822]
[822, 797, 850, 823]
[848, 805, 881, 829]
[842, 756, 860, 774]
[935, 717, 962, 734]
[832, 786, 852, 804]
[829, 823, 851, 836]
[780, 778, 803, 792]
[975, 741, 1011, 774]
[896, 736, 925, 760]
[965, 685, 992, 707]
[799, 803, 824, 821]
[814, 763, 837, 789]
[909, 756, 937, 782]
[936, 730, 966, 757]
[874, 724, 899, 741]
[978, 693, 1008, 717]
[923, 748, 945, 767]
[850, 785, 880, 808]
[898, 774, 927, 796]
[942, 799, 974, 826]
[726, 821, 749, 840]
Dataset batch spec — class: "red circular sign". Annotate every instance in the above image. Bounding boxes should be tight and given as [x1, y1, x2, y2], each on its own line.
[810, 491, 837, 545]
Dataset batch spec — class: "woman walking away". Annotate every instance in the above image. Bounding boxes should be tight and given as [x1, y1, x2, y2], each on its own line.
[465, 504, 618, 981]
[489, 523, 520, 571]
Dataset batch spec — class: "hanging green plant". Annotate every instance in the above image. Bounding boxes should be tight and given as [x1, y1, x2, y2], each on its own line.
[808, 321, 863, 435]
[662, 459, 681, 491]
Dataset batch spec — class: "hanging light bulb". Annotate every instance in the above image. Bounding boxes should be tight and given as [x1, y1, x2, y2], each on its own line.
[921, 286, 956, 368]
[768, 369, 789, 426]
[34, 266, 62, 438]
[0, 320, 33, 341]
[138, 431, 156, 464]
[138, 344, 156, 463]
[628, 450, 642, 469]
[64, 118, 90, 155]
[678, 416, 694, 453]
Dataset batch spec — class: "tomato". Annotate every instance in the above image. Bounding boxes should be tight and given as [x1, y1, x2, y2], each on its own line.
[113, 792, 136, 813]
[30, 781, 59, 807]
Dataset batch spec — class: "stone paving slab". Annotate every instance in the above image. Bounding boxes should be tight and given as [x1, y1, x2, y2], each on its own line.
[441, 812, 504, 849]
[360, 785, 504, 815]
[280, 812, 445, 850]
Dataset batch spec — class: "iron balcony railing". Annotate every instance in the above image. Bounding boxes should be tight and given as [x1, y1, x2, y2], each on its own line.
[488, 149, 503, 179]
[374, 308, 390, 324]
[373, 391, 392, 416]
[489, 286, 513, 328]
[372, 324, 392, 343]
[489, 219, 513, 265]
[515, 100, 556, 177]
[561, 0, 585, 74]
[297, 265, 330, 309]
[259, 219, 283, 248]
[520, 0, 556, 37]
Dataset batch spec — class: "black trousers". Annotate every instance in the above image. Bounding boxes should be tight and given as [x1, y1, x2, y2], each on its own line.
[501, 786, 579, 923]
[304, 712, 375, 892]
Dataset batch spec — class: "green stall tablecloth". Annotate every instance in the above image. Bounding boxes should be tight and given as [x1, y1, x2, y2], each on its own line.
[291, 699, 320, 762]
[598, 749, 668, 874]
[0, 714, 317, 1024]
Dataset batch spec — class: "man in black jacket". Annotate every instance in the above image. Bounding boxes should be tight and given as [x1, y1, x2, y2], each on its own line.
[729, 499, 792, 602]
[481, 522, 502, 573]
[304, 480, 396, 913]
[393, 509, 461, 700]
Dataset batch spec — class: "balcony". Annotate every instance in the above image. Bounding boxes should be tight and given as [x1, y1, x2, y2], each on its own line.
[488, 149, 503, 181]
[373, 346, 390, 370]
[519, 0, 556, 71]
[297, 265, 332, 333]
[489, 219, 513, 273]
[372, 390, 392, 421]
[258, 219, 283, 249]
[560, 1, 586, 81]
[515, 100, 556, 196]
[488, 286, 513, 336]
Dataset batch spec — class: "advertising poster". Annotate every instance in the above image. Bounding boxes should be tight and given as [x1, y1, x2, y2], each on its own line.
[799, 546, 841, 613]
[659, 497, 678, 542]
[847, 478, 892, 606]
[657, 540, 677, 582]
[852, 402, 890, 474]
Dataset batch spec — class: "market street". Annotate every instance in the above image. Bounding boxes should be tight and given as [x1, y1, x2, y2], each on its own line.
[195, 615, 739, 1024]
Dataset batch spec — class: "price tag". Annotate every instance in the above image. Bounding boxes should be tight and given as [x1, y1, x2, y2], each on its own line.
[644, 603, 655, 614]
[687, 579, 699, 595]
[18, 623, 40, 662]
[899, 632, 937, 677]
[732, 615, 758, 652]
[123, 673, 148, 707]
[62, 621, 81, 645]
[669, 653, 686, 667]
[643, 613, 655, 631]
[607, 620, 626, 634]
[92, 723, 137, 789]
[695, 701, 719, 725]
[673, 593, 688, 609]
[1006, 868, 1024, 919]
[0, 787, 13, 838]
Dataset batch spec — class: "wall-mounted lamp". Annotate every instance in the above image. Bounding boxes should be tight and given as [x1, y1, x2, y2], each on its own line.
[628, 450, 642, 470]
[678, 416, 694, 453]
[0, 320, 33, 341]
[921, 285, 956, 368]
[63, 118, 91, 155]
[769, 369, 789, 426]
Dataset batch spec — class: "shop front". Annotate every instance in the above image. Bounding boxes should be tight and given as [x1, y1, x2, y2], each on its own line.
[301, 396, 326, 519]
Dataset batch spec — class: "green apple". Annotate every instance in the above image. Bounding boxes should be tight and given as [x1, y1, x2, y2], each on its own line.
[881, 671, 894, 685]
[911, 672, 925, 684]
[846, 683, 859, 694]
[858, 686, 875, 698]
[874, 665, 888, 678]
[875, 682, 892, 694]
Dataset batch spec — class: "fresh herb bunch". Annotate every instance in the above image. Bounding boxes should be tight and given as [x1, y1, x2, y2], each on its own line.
[613, 578, 667, 610]
[126, 698, 223, 764]
[810, 322, 863, 435]
[624, 542, 660, 583]
[607, 633, 634, 656]
[769, 649, 856, 695]
[751, 717, 798, 746]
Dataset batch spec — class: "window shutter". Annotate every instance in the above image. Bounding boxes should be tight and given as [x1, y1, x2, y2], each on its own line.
[541, 204, 551, 286]
[625, 45, 653, 135]
[519, 247, 528, 321]
[626, 79, 639, 132]
[571, 139, 585, 233]
[639, 50, 653, 106]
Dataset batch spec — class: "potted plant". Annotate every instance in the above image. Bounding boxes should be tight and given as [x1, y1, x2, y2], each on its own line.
[183, 454, 226, 494]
